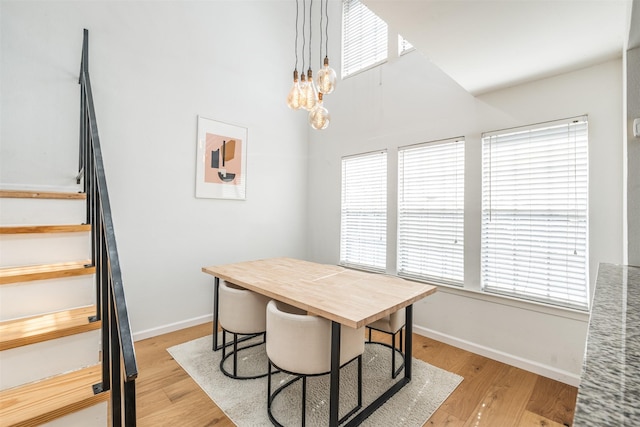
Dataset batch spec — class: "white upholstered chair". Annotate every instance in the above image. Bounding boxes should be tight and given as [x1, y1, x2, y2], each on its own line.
[265, 300, 365, 426]
[366, 307, 405, 378]
[218, 280, 270, 379]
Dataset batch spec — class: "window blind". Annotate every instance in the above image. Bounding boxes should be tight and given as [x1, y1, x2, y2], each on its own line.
[342, 0, 388, 77]
[398, 138, 465, 285]
[340, 150, 387, 272]
[481, 117, 589, 309]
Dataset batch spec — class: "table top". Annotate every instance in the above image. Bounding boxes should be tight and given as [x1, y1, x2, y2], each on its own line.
[202, 257, 437, 329]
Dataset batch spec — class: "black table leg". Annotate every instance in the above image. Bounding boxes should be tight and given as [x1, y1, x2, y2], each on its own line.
[213, 277, 220, 351]
[329, 321, 341, 427]
[404, 304, 413, 380]
[343, 304, 414, 426]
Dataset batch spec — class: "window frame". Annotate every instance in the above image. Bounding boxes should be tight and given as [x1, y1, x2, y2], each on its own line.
[480, 116, 590, 311]
[339, 149, 388, 272]
[341, 0, 389, 78]
[397, 137, 465, 286]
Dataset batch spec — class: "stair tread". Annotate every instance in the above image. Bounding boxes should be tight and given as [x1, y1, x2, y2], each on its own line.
[0, 364, 109, 426]
[0, 189, 86, 200]
[0, 305, 100, 351]
[0, 260, 93, 276]
[0, 224, 91, 234]
[0, 260, 95, 285]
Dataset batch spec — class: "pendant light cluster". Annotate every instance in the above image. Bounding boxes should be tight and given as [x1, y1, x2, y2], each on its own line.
[286, 0, 337, 130]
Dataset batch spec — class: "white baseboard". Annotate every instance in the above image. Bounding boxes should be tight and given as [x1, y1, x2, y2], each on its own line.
[132, 315, 581, 387]
[133, 314, 213, 342]
[413, 324, 581, 387]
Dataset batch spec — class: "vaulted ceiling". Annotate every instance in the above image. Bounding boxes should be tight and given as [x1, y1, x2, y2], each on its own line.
[363, 0, 634, 95]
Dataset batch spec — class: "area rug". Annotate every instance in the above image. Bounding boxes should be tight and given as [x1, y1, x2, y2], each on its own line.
[167, 335, 463, 426]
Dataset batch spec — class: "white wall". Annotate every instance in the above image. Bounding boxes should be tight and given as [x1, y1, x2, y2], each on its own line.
[0, 1, 310, 338]
[307, 16, 624, 383]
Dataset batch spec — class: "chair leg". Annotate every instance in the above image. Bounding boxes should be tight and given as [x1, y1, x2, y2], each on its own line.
[338, 355, 364, 424]
[221, 329, 227, 360]
[219, 329, 269, 380]
[267, 361, 272, 407]
[391, 331, 397, 379]
[357, 354, 362, 407]
[366, 326, 406, 378]
[233, 332, 238, 377]
[301, 376, 307, 427]
[393, 328, 405, 379]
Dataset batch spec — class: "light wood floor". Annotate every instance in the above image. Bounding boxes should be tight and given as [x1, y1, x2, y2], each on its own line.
[135, 322, 577, 426]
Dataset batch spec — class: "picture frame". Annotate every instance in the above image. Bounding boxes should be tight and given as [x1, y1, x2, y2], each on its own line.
[195, 116, 248, 200]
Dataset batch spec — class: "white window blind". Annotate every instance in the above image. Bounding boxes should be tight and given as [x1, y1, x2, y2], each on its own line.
[342, 0, 388, 77]
[398, 138, 465, 285]
[340, 150, 387, 272]
[481, 117, 589, 310]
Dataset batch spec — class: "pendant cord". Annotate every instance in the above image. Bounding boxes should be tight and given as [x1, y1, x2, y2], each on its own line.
[294, 0, 299, 71]
[301, 0, 306, 73]
[319, 0, 323, 63]
[325, 0, 329, 58]
[308, 0, 313, 70]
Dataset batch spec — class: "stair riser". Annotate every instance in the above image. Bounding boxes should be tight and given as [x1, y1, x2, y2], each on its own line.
[0, 232, 91, 268]
[0, 197, 86, 225]
[40, 402, 108, 427]
[0, 275, 95, 321]
[0, 330, 101, 390]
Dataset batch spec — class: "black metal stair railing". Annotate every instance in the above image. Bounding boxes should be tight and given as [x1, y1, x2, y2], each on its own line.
[77, 28, 138, 426]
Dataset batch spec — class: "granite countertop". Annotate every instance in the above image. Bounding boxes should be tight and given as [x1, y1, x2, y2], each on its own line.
[573, 263, 640, 426]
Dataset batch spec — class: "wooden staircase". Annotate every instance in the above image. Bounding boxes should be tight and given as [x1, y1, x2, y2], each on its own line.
[0, 190, 109, 426]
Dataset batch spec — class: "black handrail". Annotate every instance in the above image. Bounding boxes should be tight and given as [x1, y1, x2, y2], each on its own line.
[78, 28, 138, 426]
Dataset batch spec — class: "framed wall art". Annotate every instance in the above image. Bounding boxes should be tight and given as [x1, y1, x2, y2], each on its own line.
[195, 116, 247, 200]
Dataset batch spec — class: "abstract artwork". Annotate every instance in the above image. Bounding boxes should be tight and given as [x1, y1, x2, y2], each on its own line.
[195, 117, 247, 200]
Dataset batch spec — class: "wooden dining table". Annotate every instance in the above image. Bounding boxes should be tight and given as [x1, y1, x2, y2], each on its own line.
[202, 257, 437, 426]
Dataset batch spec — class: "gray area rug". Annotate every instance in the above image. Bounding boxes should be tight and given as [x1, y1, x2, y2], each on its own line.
[167, 334, 463, 426]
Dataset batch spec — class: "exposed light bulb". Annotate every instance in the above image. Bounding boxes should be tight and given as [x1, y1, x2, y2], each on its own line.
[286, 70, 302, 110]
[309, 92, 330, 130]
[302, 69, 318, 111]
[298, 72, 309, 108]
[316, 56, 337, 95]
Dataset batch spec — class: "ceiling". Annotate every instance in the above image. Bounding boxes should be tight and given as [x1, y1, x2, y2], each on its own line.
[363, 0, 634, 95]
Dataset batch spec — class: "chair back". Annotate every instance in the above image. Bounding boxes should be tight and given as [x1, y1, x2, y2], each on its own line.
[266, 300, 364, 375]
[388, 308, 405, 332]
[368, 307, 405, 333]
[219, 280, 269, 334]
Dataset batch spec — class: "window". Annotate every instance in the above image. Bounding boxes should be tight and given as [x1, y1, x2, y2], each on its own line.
[340, 150, 387, 272]
[398, 35, 414, 55]
[398, 138, 465, 285]
[342, 0, 388, 77]
[481, 117, 589, 309]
